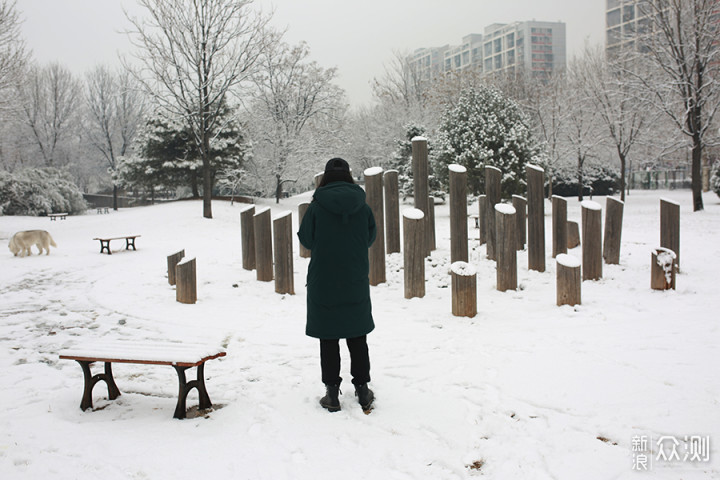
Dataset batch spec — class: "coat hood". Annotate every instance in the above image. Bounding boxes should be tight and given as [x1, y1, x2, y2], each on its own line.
[313, 182, 366, 222]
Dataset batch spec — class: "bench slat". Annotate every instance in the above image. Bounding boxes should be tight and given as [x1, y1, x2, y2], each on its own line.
[59, 341, 226, 367]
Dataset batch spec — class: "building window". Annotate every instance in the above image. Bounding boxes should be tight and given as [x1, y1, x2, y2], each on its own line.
[623, 4, 635, 23]
[495, 55, 502, 69]
[494, 38, 502, 53]
[607, 8, 621, 27]
[484, 58, 493, 71]
[455, 54, 461, 67]
[484, 42, 492, 56]
[607, 0, 620, 9]
[507, 50, 515, 65]
[607, 26, 621, 45]
[445, 58, 451, 71]
[462, 51, 470, 65]
[506, 33, 515, 48]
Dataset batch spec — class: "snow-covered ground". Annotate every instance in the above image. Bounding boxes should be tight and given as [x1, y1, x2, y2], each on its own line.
[0, 189, 718, 480]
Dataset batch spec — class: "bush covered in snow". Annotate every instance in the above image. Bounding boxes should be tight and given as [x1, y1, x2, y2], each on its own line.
[435, 86, 542, 198]
[388, 123, 445, 199]
[550, 164, 620, 197]
[0, 168, 87, 216]
[711, 161, 720, 198]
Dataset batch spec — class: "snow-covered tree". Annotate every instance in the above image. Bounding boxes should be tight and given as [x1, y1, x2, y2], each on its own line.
[126, 0, 272, 218]
[435, 85, 540, 197]
[0, 0, 28, 113]
[711, 161, 720, 198]
[16, 63, 81, 167]
[246, 41, 346, 202]
[84, 66, 145, 210]
[0, 167, 86, 215]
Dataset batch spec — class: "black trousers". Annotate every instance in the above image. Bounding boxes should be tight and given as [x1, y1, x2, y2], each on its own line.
[320, 335, 370, 386]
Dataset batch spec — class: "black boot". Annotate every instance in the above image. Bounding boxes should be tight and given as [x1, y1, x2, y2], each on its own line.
[355, 384, 374, 411]
[320, 384, 341, 412]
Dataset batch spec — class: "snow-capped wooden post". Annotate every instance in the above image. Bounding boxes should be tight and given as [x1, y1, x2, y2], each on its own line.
[512, 194, 526, 251]
[660, 198, 680, 271]
[365, 167, 386, 285]
[298, 203, 311, 258]
[581, 200, 603, 281]
[314, 172, 324, 189]
[567, 220, 580, 249]
[175, 257, 197, 304]
[603, 197, 624, 265]
[411, 136, 431, 257]
[527, 164, 546, 272]
[484, 166, 502, 261]
[167, 249, 185, 285]
[552, 195, 568, 258]
[651, 247, 676, 290]
[451, 261, 477, 317]
[253, 207, 273, 282]
[273, 211, 294, 295]
[384, 169, 401, 254]
[477, 194, 486, 245]
[403, 208, 425, 299]
[556, 254, 581, 306]
[449, 164, 468, 263]
[240, 204, 256, 270]
[495, 204, 517, 292]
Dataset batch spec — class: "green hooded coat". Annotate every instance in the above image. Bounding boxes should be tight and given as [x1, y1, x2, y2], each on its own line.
[297, 181, 376, 339]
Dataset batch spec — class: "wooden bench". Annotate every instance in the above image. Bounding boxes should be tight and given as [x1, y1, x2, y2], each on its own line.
[93, 235, 141, 254]
[59, 341, 226, 419]
[49, 213, 68, 221]
[96, 207, 110, 214]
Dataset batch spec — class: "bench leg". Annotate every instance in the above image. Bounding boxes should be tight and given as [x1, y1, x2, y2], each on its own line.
[99, 240, 111, 255]
[173, 363, 212, 419]
[77, 361, 121, 411]
[125, 238, 136, 251]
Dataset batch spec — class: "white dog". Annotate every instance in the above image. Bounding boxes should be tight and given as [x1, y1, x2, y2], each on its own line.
[8, 230, 57, 257]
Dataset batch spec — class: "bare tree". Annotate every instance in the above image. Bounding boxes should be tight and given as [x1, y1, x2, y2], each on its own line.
[247, 41, 346, 203]
[17, 63, 81, 167]
[580, 45, 653, 202]
[566, 57, 604, 201]
[125, 0, 273, 218]
[371, 50, 429, 114]
[84, 65, 146, 210]
[0, 0, 28, 112]
[635, 0, 720, 211]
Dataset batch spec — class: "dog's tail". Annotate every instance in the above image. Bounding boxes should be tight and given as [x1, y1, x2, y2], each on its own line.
[49, 235, 57, 247]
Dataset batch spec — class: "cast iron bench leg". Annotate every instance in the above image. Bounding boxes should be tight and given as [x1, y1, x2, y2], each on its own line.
[78, 361, 121, 411]
[125, 237, 136, 250]
[99, 240, 111, 255]
[173, 363, 212, 419]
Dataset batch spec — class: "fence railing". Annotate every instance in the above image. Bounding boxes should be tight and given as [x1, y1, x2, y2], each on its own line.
[628, 169, 691, 190]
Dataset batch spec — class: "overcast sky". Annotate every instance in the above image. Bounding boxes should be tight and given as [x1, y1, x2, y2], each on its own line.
[18, 0, 605, 107]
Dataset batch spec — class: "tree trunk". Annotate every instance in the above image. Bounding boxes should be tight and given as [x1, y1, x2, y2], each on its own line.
[691, 132, 704, 212]
[618, 150, 627, 202]
[202, 131, 212, 218]
[113, 184, 118, 211]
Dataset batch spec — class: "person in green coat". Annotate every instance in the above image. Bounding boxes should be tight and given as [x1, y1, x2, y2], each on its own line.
[298, 158, 376, 413]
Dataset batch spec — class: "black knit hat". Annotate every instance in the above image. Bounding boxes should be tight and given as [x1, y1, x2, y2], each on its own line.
[324, 157, 350, 173]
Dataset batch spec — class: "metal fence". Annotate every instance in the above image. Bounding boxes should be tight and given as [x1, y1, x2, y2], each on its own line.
[628, 169, 692, 190]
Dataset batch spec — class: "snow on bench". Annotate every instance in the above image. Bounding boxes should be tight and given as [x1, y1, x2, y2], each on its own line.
[60, 340, 226, 419]
[92, 235, 141, 255]
[49, 213, 68, 220]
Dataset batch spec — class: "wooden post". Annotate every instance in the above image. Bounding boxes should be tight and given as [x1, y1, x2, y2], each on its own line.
[298, 203, 311, 258]
[403, 209, 425, 299]
[412, 136, 430, 256]
[495, 204, 517, 292]
[240, 205, 256, 270]
[253, 207, 273, 282]
[512, 195, 526, 251]
[567, 221, 580, 249]
[175, 257, 197, 304]
[478, 195, 486, 245]
[451, 261, 477, 317]
[484, 166, 502, 261]
[581, 200, 603, 281]
[651, 247, 676, 290]
[273, 212, 294, 295]
[603, 197, 624, 265]
[552, 195, 568, 258]
[314, 172, 324, 189]
[167, 249, 185, 285]
[365, 167, 386, 285]
[526, 164, 546, 272]
[556, 254, 581, 306]
[384, 169, 401, 254]
[449, 164, 468, 263]
[660, 198, 680, 270]
[427, 196, 436, 253]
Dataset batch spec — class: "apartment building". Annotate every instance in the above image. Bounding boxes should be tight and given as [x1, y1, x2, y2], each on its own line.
[605, 0, 651, 55]
[409, 20, 566, 82]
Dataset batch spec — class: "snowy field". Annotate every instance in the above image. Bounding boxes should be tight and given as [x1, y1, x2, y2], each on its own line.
[0, 189, 718, 480]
